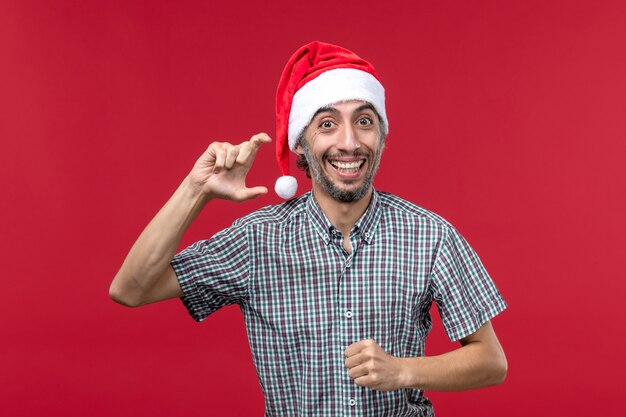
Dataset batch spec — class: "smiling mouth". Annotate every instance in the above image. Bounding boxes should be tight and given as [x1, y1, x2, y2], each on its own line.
[328, 159, 365, 173]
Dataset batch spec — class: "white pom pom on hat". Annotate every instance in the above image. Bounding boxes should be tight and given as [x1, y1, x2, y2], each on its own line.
[275, 175, 298, 199]
[274, 41, 388, 199]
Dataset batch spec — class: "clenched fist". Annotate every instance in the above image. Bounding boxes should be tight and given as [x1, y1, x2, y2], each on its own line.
[345, 339, 407, 391]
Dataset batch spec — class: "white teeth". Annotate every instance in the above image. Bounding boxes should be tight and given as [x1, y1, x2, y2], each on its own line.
[329, 160, 364, 171]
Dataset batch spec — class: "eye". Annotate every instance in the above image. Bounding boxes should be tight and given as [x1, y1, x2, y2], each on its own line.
[357, 116, 373, 126]
[320, 120, 335, 129]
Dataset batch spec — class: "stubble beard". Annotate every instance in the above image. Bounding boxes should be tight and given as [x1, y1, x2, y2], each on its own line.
[300, 141, 383, 203]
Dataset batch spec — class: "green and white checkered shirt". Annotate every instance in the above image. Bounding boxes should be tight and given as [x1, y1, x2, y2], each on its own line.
[172, 190, 506, 416]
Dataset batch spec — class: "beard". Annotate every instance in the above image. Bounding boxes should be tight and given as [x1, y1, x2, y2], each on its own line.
[300, 140, 383, 203]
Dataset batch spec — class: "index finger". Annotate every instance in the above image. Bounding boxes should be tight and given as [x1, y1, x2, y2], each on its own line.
[249, 132, 272, 147]
[345, 341, 367, 357]
[237, 133, 272, 163]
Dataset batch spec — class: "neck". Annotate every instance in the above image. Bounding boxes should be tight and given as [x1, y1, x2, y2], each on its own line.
[311, 186, 373, 237]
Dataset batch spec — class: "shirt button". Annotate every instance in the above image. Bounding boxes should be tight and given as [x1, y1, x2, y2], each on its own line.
[348, 399, 356, 407]
[345, 310, 353, 319]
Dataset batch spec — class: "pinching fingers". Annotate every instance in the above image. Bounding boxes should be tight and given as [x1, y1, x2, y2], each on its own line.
[250, 132, 272, 147]
[237, 133, 272, 164]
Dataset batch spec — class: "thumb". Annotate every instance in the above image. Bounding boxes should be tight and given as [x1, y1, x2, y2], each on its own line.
[241, 185, 269, 200]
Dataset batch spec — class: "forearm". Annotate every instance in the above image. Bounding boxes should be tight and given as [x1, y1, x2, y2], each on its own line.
[400, 342, 507, 391]
[399, 328, 507, 391]
[110, 176, 211, 306]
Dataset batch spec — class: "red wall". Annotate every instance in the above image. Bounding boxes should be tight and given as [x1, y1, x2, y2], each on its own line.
[2, 1, 625, 415]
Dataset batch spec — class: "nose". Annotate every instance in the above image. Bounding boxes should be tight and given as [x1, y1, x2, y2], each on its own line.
[337, 124, 360, 152]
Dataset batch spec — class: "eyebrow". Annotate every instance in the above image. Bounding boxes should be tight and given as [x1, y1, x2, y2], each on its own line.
[311, 103, 377, 119]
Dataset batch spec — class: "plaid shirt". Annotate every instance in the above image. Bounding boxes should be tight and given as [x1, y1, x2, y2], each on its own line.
[172, 190, 506, 417]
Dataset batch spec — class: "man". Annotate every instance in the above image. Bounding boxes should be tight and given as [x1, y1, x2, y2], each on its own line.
[110, 41, 507, 416]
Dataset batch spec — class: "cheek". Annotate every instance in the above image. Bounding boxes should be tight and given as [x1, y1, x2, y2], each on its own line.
[355, 129, 380, 146]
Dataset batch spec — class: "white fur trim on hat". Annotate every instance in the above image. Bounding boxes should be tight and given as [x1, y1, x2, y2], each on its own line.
[287, 68, 387, 150]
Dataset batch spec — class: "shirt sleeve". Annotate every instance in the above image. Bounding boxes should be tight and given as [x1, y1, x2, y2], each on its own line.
[171, 225, 249, 322]
[430, 226, 507, 341]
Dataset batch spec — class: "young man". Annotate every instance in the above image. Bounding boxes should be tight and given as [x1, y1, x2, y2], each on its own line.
[110, 41, 507, 416]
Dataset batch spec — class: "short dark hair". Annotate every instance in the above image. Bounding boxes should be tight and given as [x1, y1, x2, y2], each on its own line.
[295, 132, 312, 178]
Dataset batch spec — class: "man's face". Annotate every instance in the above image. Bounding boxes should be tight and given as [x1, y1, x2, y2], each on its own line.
[296, 100, 385, 203]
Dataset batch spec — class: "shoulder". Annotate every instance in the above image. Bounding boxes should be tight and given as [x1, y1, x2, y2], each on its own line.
[377, 191, 454, 232]
[231, 193, 309, 228]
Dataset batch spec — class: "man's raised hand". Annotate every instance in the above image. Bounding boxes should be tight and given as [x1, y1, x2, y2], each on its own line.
[189, 133, 271, 202]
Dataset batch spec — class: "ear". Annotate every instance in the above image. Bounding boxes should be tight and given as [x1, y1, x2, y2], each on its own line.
[294, 143, 305, 156]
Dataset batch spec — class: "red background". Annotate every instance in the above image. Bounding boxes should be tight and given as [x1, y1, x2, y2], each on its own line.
[1, 1, 625, 415]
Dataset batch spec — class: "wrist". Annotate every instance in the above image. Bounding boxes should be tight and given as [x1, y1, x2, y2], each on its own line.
[181, 175, 213, 204]
[177, 176, 213, 212]
[398, 356, 424, 390]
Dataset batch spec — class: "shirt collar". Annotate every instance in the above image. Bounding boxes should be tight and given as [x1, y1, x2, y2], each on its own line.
[305, 189, 382, 245]
[354, 189, 381, 244]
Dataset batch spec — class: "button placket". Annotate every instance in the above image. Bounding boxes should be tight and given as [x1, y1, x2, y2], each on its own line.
[337, 247, 357, 414]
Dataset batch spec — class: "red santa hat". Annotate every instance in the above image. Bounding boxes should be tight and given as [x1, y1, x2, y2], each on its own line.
[274, 41, 388, 199]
